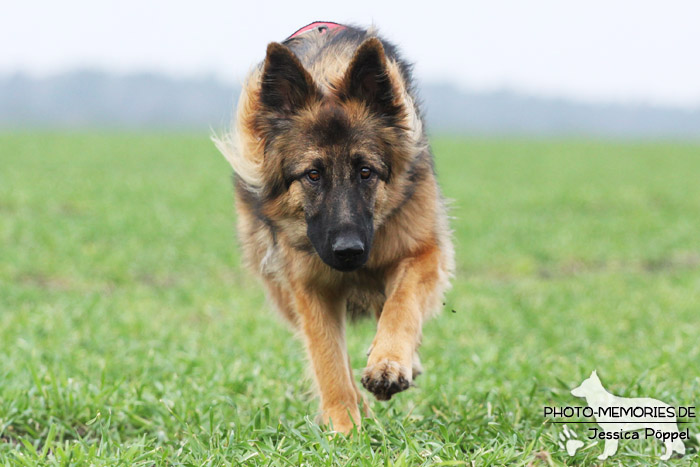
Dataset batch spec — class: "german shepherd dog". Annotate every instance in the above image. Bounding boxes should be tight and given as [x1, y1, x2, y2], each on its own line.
[215, 22, 454, 434]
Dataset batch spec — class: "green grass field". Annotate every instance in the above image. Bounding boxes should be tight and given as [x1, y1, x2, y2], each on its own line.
[1, 133, 699, 465]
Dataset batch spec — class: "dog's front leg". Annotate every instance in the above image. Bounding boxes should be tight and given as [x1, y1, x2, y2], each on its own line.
[293, 286, 361, 434]
[362, 245, 441, 401]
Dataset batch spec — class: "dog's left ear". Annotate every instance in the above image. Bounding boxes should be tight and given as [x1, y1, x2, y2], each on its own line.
[342, 38, 403, 119]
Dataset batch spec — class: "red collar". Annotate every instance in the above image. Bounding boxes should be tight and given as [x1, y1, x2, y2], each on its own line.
[288, 21, 346, 39]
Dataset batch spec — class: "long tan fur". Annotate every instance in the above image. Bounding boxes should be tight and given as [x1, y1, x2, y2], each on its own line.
[215, 24, 454, 434]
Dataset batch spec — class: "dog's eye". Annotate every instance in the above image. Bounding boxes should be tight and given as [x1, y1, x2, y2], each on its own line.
[307, 170, 321, 182]
[359, 167, 372, 180]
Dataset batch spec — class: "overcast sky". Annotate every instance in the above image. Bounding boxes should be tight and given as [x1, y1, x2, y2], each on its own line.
[2, 0, 699, 107]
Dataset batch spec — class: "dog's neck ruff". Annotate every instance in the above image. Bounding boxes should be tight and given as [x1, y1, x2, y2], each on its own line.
[288, 21, 346, 39]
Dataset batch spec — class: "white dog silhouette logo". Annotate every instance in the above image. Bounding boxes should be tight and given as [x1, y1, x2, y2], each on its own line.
[570, 371, 687, 460]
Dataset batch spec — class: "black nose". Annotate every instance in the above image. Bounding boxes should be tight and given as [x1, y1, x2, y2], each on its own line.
[332, 234, 365, 260]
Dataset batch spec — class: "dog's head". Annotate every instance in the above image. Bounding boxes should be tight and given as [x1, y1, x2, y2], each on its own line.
[251, 38, 414, 272]
[571, 370, 603, 398]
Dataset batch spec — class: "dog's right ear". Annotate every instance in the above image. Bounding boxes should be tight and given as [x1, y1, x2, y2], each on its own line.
[341, 37, 403, 119]
[260, 43, 318, 115]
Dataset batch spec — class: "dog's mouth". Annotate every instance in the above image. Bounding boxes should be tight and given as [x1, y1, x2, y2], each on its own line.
[318, 247, 370, 272]
[310, 237, 371, 272]
[328, 255, 368, 272]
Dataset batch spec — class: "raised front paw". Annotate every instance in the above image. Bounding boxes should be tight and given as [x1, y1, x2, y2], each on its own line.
[361, 359, 412, 401]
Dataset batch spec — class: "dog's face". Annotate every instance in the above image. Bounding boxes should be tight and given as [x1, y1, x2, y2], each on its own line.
[255, 39, 409, 271]
[281, 114, 387, 271]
